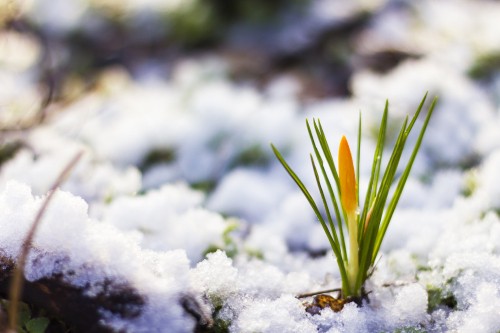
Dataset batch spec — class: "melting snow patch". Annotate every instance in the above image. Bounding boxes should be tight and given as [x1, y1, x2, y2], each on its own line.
[0, 181, 198, 332]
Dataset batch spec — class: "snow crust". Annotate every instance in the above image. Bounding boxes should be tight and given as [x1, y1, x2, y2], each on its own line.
[3, 1, 500, 332]
[0, 181, 196, 332]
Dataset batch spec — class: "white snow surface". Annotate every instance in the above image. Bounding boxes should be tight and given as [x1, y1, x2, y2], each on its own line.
[0, 181, 196, 332]
[3, 1, 500, 332]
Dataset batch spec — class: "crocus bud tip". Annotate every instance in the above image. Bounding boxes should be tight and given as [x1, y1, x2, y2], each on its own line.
[339, 135, 357, 214]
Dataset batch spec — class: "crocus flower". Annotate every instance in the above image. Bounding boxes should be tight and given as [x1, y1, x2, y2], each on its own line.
[339, 136, 357, 215]
[272, 94, 436, 299]
[338, 135, 359, 293]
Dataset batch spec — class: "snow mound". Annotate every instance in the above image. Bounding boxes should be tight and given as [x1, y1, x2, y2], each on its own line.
[0, 181, 197, 332]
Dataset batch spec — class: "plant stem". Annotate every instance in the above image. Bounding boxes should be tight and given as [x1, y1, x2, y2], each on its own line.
[347, 211, 359, 296]
[7, 151, 83, 332]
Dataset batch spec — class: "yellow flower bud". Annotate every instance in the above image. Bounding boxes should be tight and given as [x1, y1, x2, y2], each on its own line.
[339, 136, 357, 215]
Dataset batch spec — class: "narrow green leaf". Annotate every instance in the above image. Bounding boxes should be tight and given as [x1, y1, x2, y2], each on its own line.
[309, 154, 341, 253]
[307, 120, 348, 262]
[373, 115, 409, 209]
[313, 119, 348, 257]
[359, 102, 388, 233]
[272, 142, 350, 295]
[310, 156, 350, 291]
[373, 97, 437, 260]
[405, 92, 428, 135]
[315, 120, 341, 189]
[271, 145, 332, 240]
[357, 116, 409, 288]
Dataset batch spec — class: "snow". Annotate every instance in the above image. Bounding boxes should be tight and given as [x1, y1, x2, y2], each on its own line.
[448, 282, 500, 333]
[231, 295, 316, 333]
[0, 147, 141, 203]
[0, 181, 197, 332]
[207, 168, 291, 223]
[3, 0, 500, 332]
[191, 250, 238, 300]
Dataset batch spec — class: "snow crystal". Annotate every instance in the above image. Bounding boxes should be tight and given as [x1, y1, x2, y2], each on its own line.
[261, 191, 320, 251]
[102, 183, 227, 262]
[476, 113, 500, 155]
[399, 169, 463, 209]
[236, 259, 286, 298]
[103, 183, 204, 232]
[0, 181, 197, 332]
[311, 302, 369, 333]
[190, 250, 238, 300]
[475, 149, 500, 209]
[243, 225, 288, 265]
[4, 2, 500, 330]
[0, 181, 39, 257]
[447, 282, 500, 333]
[0, 147, 141, 204]
[382, 208, 445, 257]
[283, 271, 312, 295]
[208, 168, 290, 223]
[387, 284, 428, 328]
[231, 295, 317, 333]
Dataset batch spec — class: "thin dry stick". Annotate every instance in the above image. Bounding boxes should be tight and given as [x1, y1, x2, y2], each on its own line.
[7, 151, 83, 332]
[296, 288, 342, 299]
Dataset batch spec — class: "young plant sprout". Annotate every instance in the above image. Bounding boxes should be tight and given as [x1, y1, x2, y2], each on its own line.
[272, 94, 437, 299]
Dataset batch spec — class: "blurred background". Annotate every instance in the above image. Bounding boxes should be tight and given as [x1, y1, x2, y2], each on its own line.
[2, 0, 500, 121]
[2, 0, 500, 123]
[0, 1, 483, 103]
[0, 0, 400, 109]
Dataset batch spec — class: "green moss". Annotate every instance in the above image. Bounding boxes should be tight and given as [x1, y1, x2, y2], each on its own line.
[233, 0, 306, 23]
[140, 148, 176, 171]
[393, 326, 427, 333]
[192, 180, 217, 194]
[427, 288, 457, 312]
[203, 222, 240, 258]
[209, 317, 231, 333]
[462, 168, 478, 197]
[0, 141, 22, 166]
[230, 145, 270, 168]
[203, 244, 223, 257]
[416, 264, 432, 272]
[468, 52, 500, 80]
[167, 0, 220, 46]
[201, 301, 232, 333]
[244, 248, 264, 260]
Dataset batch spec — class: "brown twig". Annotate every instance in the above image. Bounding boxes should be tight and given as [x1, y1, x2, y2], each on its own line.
[296, 288, 342, 299]
[7, 151, 83, 332]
